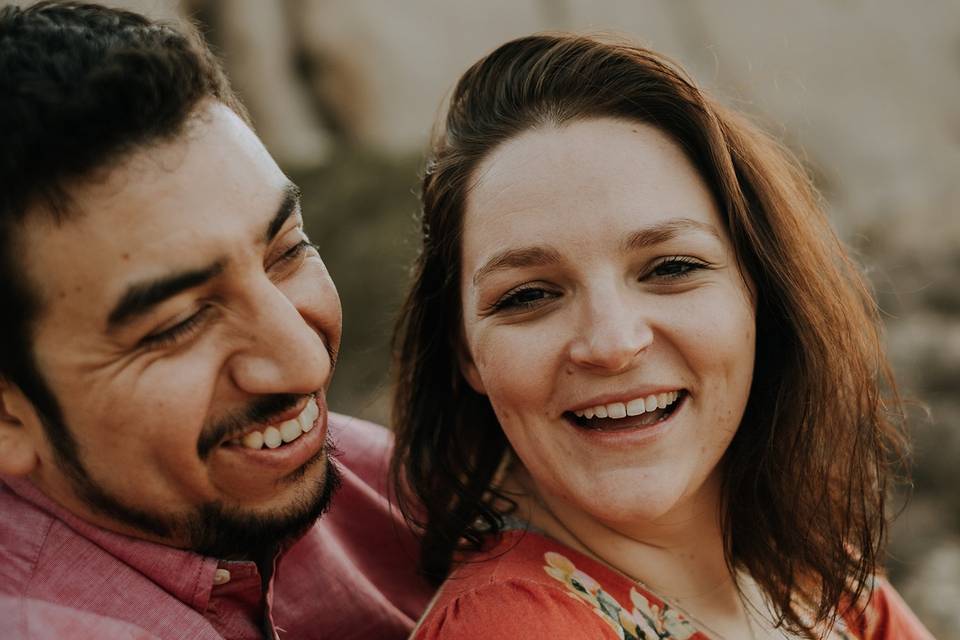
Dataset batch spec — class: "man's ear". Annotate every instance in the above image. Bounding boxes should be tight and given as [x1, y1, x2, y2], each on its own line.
[0, 379, 40, 476]
[457, 344, 486, 395]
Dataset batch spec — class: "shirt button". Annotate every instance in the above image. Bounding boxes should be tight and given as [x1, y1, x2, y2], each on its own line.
[213, 569, 231, 586]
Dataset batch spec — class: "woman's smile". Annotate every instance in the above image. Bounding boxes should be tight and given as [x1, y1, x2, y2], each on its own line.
[565, 389, 686, 431]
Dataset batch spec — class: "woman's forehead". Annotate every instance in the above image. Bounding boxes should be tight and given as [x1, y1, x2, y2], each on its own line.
[461, 119, 722, 262]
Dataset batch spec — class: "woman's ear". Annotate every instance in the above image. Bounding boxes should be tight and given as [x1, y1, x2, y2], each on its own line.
[0, 380, 41, 477]
[457, 345, 486, 395]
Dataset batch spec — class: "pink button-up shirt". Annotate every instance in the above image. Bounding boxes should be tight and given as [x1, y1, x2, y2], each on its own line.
[0, 413, 434, 639]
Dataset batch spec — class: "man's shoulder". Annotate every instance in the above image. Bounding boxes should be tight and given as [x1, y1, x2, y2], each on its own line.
[328, 410, 391, 444]
[274, 413, 435, 639]
[327, 411, 394, 481]
[0, 479, 220, 639]
[0, 485, 162, 639]
[0, 479, 54, 595]
[0, 594, 161, 640]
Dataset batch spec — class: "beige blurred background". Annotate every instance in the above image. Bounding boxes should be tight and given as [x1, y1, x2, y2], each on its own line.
[27, 0, 960, 635]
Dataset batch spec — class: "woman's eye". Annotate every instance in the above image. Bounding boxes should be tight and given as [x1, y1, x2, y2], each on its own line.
[140, 306, 211, 349]
[650, 256, 709, 279]
[492, 286, 556, 312]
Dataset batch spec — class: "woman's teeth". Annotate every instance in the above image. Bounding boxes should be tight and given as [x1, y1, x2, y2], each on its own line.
[234, 399, 320, 450]
[573, 390, 681, 420]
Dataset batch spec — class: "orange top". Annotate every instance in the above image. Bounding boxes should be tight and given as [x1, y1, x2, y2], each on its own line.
[412, 530, 932, 640]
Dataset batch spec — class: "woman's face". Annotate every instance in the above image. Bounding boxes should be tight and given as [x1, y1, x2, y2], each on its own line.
[458, 118, 756, 531]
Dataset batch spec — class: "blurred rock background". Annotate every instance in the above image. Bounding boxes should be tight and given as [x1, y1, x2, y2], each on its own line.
[31, 0, 960, 634]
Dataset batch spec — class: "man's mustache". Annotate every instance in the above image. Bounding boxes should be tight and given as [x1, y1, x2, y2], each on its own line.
[196, 393, 309, 459]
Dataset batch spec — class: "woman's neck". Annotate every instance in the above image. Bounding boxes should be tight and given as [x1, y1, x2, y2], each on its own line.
[503, 466, 775, 638]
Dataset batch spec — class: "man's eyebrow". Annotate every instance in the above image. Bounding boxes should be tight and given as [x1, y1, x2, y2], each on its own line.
[622, 218, 721, 252]
[472, 246, 562, 286]
[265, 183, 302, 243]
[107, 261, 225, 329]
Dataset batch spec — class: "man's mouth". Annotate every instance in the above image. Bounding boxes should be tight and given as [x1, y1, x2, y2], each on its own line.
[224, 397, 321, 450]
[565, 390, 686, 431]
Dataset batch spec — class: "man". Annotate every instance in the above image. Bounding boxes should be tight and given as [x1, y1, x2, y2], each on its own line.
[0, 2, 433, 638]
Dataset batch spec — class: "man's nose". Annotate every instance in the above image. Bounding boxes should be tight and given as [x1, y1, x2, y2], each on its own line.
[226, 280, 333, 395]
[568, 291, 654, 373]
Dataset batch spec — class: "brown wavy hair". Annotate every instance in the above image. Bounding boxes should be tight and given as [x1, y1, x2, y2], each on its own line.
[391, 33, 908, 635]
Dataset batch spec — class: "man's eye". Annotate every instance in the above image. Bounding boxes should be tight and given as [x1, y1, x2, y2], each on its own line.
[269, 239, 318, 272]
[281, 240, 315, 262]
[140, 306, 211, 349]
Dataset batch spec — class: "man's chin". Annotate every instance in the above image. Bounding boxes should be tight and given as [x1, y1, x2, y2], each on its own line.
[70, 447, 342, 560]
[185, 455, 343, 559]
[36, 381, 344, 560]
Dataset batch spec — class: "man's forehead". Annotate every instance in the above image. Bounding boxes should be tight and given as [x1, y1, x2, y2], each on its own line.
[17, 102, 292, 320]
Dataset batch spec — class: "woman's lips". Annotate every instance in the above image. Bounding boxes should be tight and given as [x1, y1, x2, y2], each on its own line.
[566, 390, 687, 432]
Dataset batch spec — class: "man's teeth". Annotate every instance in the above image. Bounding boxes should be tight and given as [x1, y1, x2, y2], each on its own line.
[263, 426, 282, 449]
[236, 398, 320, 450]
[242, 430, 264, 450]
[573, 391, 680, 420]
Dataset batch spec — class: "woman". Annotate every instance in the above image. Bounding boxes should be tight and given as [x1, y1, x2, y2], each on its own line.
[392, 34, 931, 639]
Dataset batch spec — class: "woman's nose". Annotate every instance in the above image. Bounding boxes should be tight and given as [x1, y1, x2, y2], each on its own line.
[568, 295, 654, 373]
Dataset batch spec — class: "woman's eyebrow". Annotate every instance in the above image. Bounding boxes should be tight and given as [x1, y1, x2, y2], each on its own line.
[472, 218, 721, 287]
[472, 246, 562, 286]
[622, 217, 722, 252]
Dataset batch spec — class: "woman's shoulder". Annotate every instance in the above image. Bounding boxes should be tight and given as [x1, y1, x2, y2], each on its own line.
[843, 577, 934, 640]
[411, 574, 621, 640]
[412, 531, 706, 640]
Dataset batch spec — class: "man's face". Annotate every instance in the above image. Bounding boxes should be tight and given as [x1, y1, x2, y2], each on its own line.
[10, 102, 342, 556]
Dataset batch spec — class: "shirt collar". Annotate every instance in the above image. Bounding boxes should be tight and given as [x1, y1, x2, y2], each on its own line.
[3, 476, 227, 611]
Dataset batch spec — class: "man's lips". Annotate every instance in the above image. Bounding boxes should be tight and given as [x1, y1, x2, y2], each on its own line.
[223, 396, 312, 444]
[266, 397, 312, 425]
[212, 400, 330, 477]
[196, 394, 318, 458]
[221, 395, 321, 451]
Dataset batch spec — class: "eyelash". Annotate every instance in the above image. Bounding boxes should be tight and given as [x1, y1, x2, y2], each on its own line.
[141, 241, 316, 349]
[275, 239, 317, 266]
[140, 305, 212, 349]
[650, 256, 710, 279]
[490, 285, 555, 312]
[488, 257, 710, 313]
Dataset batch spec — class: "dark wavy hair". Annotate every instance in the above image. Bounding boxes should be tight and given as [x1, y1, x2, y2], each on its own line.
[0, 1, 246, 472]
[392, 33, 908, 634]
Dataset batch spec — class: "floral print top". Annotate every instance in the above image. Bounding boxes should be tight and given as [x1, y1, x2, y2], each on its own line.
[412, 530, 932, 640]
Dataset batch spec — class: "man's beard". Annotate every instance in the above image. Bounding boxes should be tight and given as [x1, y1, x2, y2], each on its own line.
[181, 449, 341, 558]
[35, 390, 342, 559]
